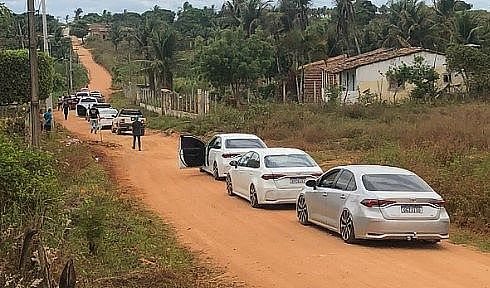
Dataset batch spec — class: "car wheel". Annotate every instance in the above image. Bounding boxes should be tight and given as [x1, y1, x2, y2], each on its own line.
[249, 185, 260, 208]
[111, 127, 116, 133]
[226, 175, 234, 196]
[296, 194, 309, 225]
[340, 210, 356, 244]
[213, 162, 220, 180]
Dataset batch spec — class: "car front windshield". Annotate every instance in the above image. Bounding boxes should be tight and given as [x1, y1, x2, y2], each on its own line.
[121, 110, 143, 116]
[362, 174, 433, 192]
[264, 154, 316, 168]
[225, 139, 265, 149]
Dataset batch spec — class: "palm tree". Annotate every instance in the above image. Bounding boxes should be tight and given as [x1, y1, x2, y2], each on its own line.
[0, 3, 11, 27]
[74, 8, 83, 21]
[222, 0, 271, 36]
[334, 0, 361, 55]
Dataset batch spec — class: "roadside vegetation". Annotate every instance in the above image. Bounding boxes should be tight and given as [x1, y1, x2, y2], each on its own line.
[0, 123, 239, 287]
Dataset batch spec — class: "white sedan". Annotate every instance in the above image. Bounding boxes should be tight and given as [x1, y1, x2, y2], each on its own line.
[296, 165, 450, 243]
[179, 134, 267, 180]
[226, 148, 323, 207]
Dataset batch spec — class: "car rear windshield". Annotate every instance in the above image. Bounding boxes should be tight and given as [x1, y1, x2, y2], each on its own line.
[362, 174, 433, 192]
[225, 139, 265, 149]
[121, 110, 143, 116]
[93, 104, 111, 108]
[264, 154, 316, 168]
[80, 98, 96, 103]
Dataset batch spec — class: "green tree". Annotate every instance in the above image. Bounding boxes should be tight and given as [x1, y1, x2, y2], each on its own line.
[446, 44, 490, 97]
[70, 20, 89, 43]
[197, 29, 274, 103]
[386, 55, 440, 100]
[0, 50, 54, 104]
[74, 8, 83, 20]
[334, 0, 361, 54]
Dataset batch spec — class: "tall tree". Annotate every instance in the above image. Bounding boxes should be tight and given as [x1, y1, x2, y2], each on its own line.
[334, 0, 361, 55]
[74, 8, 83, 20]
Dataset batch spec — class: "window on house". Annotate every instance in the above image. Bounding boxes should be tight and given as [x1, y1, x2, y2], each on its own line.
[443, 74, 451, 83]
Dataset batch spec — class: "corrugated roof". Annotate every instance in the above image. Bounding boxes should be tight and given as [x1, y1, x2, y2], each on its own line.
[324, 47, 443, 73]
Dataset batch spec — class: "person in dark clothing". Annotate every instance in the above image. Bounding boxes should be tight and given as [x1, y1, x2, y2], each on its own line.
[57, 97, 63, 111]
[131, 117, 143, 151]
[88, 105, 100, 134]
[43, 108, 53, 132]
[62, 100, 69, 120]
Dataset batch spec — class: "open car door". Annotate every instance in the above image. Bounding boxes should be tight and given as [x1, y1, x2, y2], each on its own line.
[179, 135, 206, 168]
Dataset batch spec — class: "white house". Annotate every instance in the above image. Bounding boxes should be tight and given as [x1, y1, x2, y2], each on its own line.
[301, 47, 462, 103]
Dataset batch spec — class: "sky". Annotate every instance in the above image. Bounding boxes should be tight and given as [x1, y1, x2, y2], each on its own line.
[3, 0, 489, 20]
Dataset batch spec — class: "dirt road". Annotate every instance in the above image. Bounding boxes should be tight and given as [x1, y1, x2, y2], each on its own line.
[59, 42, 490, 288]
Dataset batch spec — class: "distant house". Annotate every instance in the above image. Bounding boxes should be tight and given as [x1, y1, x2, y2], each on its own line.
[88, 23, 110, 40]
[300, 47, 462, 103]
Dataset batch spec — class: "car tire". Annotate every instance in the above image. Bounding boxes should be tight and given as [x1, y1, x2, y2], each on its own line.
[213, 162, 221, 181]
[340, 210, 356, 244]
[296, 194, 309, 225]
[249, 185, 260, 208]
[226, 174, 234, 196]
[111, 127, 116, 133]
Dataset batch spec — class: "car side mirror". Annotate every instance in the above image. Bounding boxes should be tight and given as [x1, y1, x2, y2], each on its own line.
[305, 179, 317, 188]
[229, 160, 238, 168]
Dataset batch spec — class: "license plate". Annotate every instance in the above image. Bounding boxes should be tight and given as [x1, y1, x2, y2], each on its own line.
[401, 205, 423, 214]
[290, 178, 307, 184]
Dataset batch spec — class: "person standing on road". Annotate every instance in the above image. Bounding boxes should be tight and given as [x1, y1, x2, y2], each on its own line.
[131, 117, 143, 151]
[88, 105, 100, 134]
[43, 108, 53, 132]
[62, 100, 69, 120]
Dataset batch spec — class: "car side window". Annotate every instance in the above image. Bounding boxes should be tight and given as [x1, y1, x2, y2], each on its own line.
[208, 137, 217, 149]
[247, 153, 260, 169]
[318, 169, 340, 188]
[334, 170, 355, 191]
[238, 152, 252, 167]
[214, 137, 222, 149]
[346, 176, 357, 191]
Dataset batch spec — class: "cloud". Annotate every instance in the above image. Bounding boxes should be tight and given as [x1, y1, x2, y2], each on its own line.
[3, 0, 489, 20]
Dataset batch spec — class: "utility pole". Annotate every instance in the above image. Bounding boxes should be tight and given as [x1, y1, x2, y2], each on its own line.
[28, 0, 40, 147]
[69, 45, 73, 92]
[41, 0, 48, 53]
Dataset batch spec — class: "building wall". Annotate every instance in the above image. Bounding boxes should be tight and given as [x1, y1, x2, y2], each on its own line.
[355, 52, 461, 102]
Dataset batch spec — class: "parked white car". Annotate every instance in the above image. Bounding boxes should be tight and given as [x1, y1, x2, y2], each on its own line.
[296, 165, 450, 243]
[98, 107, 118, 129]
[179, 134, 267, 180]
[76, 96, 99, 116]
[225, 148, 322, 207]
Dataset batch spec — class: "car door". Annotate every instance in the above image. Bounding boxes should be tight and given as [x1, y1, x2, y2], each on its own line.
[244, 152, 261, 194]
[179, 135, 206, 168]
[325, 169, 356, 228]
[207, 136, 222, 171]
[233, 152, 253, 196]
[307, 169, 341, 224]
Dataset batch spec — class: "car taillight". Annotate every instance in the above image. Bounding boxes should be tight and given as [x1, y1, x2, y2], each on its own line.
[222, 153, 240, 158]
[361, 199, 396, 207]
[261, 174, 286, 180]
[429, 199, 445, 207]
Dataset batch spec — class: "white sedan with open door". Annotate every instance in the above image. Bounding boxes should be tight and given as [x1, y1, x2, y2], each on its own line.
[225, 148, 323, 207]
[296, 165, 450, 243]
[179, 134, 267, 180]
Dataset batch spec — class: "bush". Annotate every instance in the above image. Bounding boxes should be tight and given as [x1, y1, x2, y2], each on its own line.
[0, 50, 55, 104]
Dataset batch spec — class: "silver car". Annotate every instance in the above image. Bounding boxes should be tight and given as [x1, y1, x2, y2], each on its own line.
[296, 165, 450, 243]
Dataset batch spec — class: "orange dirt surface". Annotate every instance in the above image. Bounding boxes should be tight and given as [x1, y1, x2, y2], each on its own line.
[57, 40, 490, 288]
